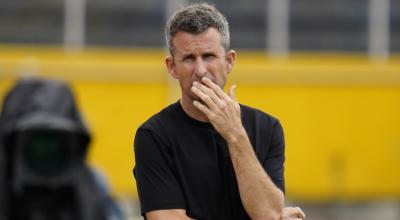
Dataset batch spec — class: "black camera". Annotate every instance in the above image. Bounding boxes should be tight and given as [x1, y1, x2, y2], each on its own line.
[19, 129, 73, 177]
[12, 117, 84, 190]
[12, 127, 82, 220]
[0, 78, 122, 220]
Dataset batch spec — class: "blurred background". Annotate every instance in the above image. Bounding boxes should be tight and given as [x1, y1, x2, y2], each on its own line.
[0, 0, 399, 219]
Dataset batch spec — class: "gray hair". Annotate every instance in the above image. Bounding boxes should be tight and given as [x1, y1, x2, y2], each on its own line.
[165, 3, 230, 56]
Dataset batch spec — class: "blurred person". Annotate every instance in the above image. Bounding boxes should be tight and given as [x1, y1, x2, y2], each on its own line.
[0, 140, 6, 219]
[133, 3, 305, 220]
[0, 78, 123, 220]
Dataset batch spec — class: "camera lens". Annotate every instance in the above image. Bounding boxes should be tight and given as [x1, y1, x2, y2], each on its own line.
[24, 131, 71, 176]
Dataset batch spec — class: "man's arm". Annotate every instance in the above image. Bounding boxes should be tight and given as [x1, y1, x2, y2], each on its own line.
[191, 77, 284, 220]
[225, 126, 284, 220]
[134, 129, 187, 219]
[145, 207, 305, 220]
[146, 209, 192, 220]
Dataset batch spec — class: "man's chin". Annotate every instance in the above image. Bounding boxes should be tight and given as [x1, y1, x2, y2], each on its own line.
[189, 94, 205, 105]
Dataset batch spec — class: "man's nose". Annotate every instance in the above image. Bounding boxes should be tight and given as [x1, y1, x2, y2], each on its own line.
[194, 58, 207, 78]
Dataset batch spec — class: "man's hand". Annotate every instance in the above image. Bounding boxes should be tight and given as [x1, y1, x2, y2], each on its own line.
[282, 207, 306, 220]
[192, 76, 284, 220]
[191, 77, 244, 142]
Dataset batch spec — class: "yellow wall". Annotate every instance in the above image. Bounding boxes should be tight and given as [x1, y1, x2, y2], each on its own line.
[1, 45, 399, 202]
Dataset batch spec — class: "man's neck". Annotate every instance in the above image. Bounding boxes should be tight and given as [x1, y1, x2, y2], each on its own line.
[180, 98, 210, 123]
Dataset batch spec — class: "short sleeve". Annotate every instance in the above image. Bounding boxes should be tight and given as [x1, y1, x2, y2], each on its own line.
[133, 128, 186, 216]
[263, 120, 285, 194]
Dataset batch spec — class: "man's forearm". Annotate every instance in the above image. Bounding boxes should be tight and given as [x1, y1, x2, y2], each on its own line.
[189, 78, 284, 218]
[227, 128, 284, 220]
[146, 209, 193, 220]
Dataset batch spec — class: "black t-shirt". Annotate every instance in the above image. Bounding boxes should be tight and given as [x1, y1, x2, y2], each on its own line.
[134, 101, 285, 220]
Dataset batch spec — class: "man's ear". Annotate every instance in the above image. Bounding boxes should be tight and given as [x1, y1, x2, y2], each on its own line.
[226, 50, 236, 74]
[165, 56, 179, 79]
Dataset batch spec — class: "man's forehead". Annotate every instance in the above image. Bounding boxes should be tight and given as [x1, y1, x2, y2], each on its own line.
[173, 27, 221, 39]
[172, 29, 224, 53]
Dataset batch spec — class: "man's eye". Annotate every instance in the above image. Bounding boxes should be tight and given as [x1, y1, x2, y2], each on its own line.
[203, 54, 216, 60]
[182, 57, 193, 62]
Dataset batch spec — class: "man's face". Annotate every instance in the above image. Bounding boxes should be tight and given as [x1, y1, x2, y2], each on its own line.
[166, 28, 235, 102]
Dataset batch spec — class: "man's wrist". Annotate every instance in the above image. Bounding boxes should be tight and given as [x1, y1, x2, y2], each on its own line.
[226, 127, 248, 145]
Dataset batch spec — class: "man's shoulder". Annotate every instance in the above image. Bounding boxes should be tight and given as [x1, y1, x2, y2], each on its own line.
[138, 101, 180, 131]
[240, 103, 279, 126]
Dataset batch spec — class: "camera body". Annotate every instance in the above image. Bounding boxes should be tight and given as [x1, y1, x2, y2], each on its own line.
[12, 116, 83, 190]
[0, 78, 120, 220]
[11, 116, 84, 220]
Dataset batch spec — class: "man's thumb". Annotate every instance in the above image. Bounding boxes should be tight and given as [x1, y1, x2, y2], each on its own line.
[229, 85, 237, 101]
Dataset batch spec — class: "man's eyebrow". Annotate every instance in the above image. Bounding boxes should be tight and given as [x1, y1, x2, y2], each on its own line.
[179, 51, 219, 60]
[180, 53, 194, 60]
[203, 51, 217, 56]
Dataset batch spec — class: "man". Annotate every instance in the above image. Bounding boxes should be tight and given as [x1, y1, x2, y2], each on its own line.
[134, 3, 305, 220]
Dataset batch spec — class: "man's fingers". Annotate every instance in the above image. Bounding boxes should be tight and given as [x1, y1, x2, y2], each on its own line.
[295, 207, 306, 219]
[201, 77, 226, 99]
[193, 81, 224, 108]
[193, 100, 212, 116]
[283, 207, 306, 220]
[191, 85, 218, 111]
[197, 77, 238, 105]
[228, 85, 237, 101]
